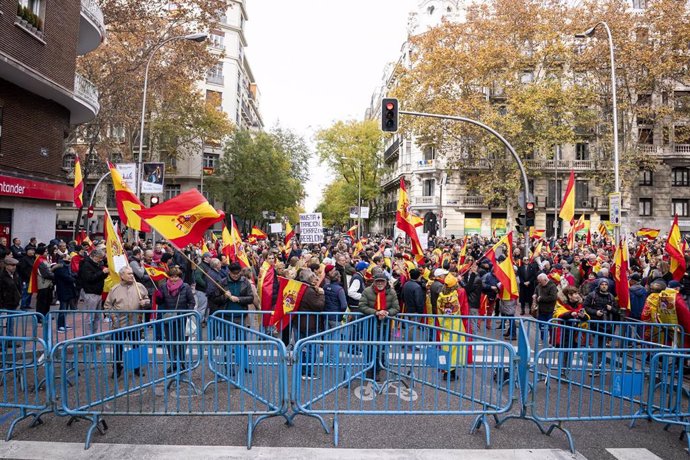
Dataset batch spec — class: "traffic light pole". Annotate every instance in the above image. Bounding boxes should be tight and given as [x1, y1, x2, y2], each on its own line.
[399, 110, 531, 252]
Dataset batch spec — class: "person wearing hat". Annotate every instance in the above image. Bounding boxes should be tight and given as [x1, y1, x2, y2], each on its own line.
[628, 273, 648, 320]
[583, 277, 619, 365]
[359, 272, 399, 381]
[17, 246, 35, 311]
[347, 261, 369, 309]
[430, 268, 448, 314]
[0, 257, 21, 342]
[436, 273, 469, 380]
[641, 279, 690, 347]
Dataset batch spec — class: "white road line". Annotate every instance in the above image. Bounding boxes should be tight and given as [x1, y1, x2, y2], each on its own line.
[0, 441, 587, 460]
[605, 448, 665, 460]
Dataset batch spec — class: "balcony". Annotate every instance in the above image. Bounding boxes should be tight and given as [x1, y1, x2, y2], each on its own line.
[78, 0, 106, 55]
[379, 163, 411, 187]
[412, 196, 439, 207]
[524, 159, 599, 171]
[459, 195, 487, 208]
[73, 73, 100, 122]
[206, 75, 224, 86]
[636, 143, 690, 159]
[384, 137, 400, 162]
[413, 159, 439, 173]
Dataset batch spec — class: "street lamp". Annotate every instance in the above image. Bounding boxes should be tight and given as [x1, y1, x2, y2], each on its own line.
[576, 22, 620, 243]
[137, 32, 208, 197]
[340, 156, 362, 239]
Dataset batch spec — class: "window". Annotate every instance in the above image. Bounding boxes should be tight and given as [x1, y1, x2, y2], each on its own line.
[575, 180, 589, 207]
[202, 152, 219, 169]
[17, 0, 44, 31]
[206, 63, 224, 84]
[520, 71, 534, 84]
[165, 184, 181, 201]
[672, 168, 689, 186]
[209, 33, 224, 49]
[88, 152, 99, 167]
[672, 199, 689, 217]
[162, 152, 177, 172]
[422, 179, 435, 197]
[639, 198, 653, 216]
[675, 91, 690, 112]
[423, 145, 435, 162]
[575, 143, 590, 161]
[638, 127, 653, 144]
[106, 185, 116, 208]
[62, 152, 75, 170]
[640, 170, 653, 186]
[206, 90, 222, 109]
[632, 0, 647, 9]
[548, 180, 562, 208]
[110, 152, 123, 163]
[108, 125, 126, 143]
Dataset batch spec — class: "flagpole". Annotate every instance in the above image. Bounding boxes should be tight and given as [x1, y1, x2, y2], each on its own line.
[174, 247, 230, 297]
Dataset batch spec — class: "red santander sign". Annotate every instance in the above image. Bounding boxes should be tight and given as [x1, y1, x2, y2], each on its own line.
[0, 175, 72, 202]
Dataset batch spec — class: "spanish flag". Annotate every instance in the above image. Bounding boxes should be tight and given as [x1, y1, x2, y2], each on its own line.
[530, 239, 543, 263]
[269, 276, 308, 331]
[529, 228, 545, 239]
[27, 255, 46, 294]
[135, 189, 224, 249]
[484, 233, 519, 301]
[637, 228, 660, 240]
[353, 238, 364, 258]
[284, 220, 295, 246]
[598, 222, 609, 239]
[251, 226, 267, 240]
[559, 170, 575, 223]
[108, 162, 150, 232]
[346, 224, 358, 239]
[395, 178, 424, 261]
[257, 261, 276, 327]
[409, 212, 424, 228]
[458, 235, 468, 265]
[666, 215, 686, 281]
[143, 263, 168, 282]
[73, 154, 84, 208]
[567, 215, 585, 250]
[222, 216, 250, 268]
[612, 239, 630, 310]
[103, 208, 128, 292]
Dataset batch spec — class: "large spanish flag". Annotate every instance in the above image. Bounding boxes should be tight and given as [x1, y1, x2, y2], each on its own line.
[567, 214, 585, 250]
[559, 170, 575, 223]
[251, 226, 267, 240]
[73, 155, 84, 208]
[612, 239, 630, 310]
[666, 215, 686, 281]
[108, 162, 150, 232]
[143, 263, 168, 282]
[257, 261, 276, 327]
[284, 221, 295, 246]
[636, 228, 660, 240]
[529, 228, 545, 239]
[395, 178, 424, 261]
[103, 208, 128, 292]
[269, 276, 308, 332]
[135, 189, 224, 249]
[484, 233, 519, 301]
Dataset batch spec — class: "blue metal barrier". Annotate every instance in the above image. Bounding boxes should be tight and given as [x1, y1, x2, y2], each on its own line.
[291, 315, 515, 447]
[647, 351, 690, 452]
[51, 312, 286, 449]
[549, 318, 685, 348]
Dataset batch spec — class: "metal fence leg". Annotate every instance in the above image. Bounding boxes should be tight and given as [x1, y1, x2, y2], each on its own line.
[470, 413, 491, 447]
[545, 421, 575, 454]
[247, 413, 253, 450]
[83, 415, 108, 450]
[333, 414, 339, 447]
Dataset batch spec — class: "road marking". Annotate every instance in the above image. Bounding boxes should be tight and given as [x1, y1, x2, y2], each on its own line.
[606, 448, 664, 460]
[0, 441, 586, 460]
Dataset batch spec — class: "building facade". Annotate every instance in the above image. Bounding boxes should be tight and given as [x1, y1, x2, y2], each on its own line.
[371, 0, 690, 239]
[0, 0, 104, 243]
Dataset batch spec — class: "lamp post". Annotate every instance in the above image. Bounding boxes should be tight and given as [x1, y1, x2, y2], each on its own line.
[137, 33, 207, 197]
[340, 156, 362, 239]
[576, 22, 620, 243]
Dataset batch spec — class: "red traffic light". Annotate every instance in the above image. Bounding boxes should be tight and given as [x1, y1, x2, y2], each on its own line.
[386, 102, 395, 110]
[86, 205, 94, 219]
[150, 196, 160, 206]
[526, 202, 535, 211]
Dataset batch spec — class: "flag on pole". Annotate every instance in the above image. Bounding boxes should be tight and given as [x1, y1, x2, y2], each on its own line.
[636, 228, 660, 240]
[612, 239, 630, 311]
[257, 261, 276, 327]
[251, 226, 268, 240]
[135, 189, 224, 249]
[458, 235, 468, 265]
[529, 228, 545, 239]
[530, 239, 543, 263]
[346, 224, 358, 239]
[103, 208, 129, 292]
[409, 213, 424, 228]
[598, 222, 609, 239]
[559, 170, 575, 223]
[222, 216, 250, 268]
[395, 178, 424, 261]
[269, 276, 308, 331]
[284, 220, 295, 246]
[108, 162, 150, 232]
[484, 233, 519, 300]
[567, 215, 585, 250]
[666, 215, 686, 281]
[73, 155, 84, 208]
[143, 263, 168, 282]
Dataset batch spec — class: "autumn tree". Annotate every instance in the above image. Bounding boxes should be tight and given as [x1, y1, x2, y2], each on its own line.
[315, 120, 383, 231]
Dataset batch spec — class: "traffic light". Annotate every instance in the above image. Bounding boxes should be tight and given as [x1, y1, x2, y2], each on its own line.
[150, 196, 160, 206]
[515, 214, 526, 234]
[525, 202, 535, 227]
[381, 98, 399, 132]
[86, 205, 94, 219]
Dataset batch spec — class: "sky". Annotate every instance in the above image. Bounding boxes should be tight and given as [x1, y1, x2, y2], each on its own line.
[244, 0, 418, 212]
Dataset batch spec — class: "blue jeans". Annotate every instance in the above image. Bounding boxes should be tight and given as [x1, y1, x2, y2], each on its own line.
[20, 282, 31, 309]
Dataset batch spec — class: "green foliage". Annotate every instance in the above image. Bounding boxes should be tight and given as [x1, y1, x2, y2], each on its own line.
[206, 130, 306, 222]
[315, 179, 355, 228]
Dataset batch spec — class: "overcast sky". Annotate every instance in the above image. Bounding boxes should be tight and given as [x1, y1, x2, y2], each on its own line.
[244, 0, 418, 212]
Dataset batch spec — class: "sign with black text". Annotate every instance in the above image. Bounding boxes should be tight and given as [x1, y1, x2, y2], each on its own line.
[299, 213, 324, 244]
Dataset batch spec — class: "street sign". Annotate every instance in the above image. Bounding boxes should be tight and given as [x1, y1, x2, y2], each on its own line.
[609, 192, 621, 227]
[299, 213, 324, 244]
[349, 206, 370, 219]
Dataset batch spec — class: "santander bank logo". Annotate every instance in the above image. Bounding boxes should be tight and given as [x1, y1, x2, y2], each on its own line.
[0, 182, 26, 195]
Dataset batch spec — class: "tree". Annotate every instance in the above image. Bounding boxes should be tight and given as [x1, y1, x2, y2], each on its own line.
[315, 179, 353, 228]
[206, 130, 306, 227]
[315, 120, 382, 229]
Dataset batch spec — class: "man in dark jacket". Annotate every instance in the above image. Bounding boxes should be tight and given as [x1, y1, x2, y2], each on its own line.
[10, 238, 25, 260]
[77, 248, 109, 334]
[17, 247, 35, 311]
[629, 273, 648, 320]
[221, 262, 254, 319]
[430, 268, 448, 313]
[518, 256, 538, 315]
[583, 278, 619, 367]
[294, 268, 325, 379]
[359, 272, 399, 381]
[462, 265, 482, 314]
[0, 257, 22, 343]
[533, 273, 558, 323]
[401, 269, 425, 314]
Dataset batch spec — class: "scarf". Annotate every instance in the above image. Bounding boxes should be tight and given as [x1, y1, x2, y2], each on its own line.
[166, 278, 184, 297]
[374, 287, 386, 311]
[28, 256, 46, 294]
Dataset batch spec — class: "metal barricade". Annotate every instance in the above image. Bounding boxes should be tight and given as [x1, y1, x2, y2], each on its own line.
[549, 318, 685, 349]
[398, 314, 525, 342]
[52, 312, 287, 449]
[291, 315, 515, 447]
[647, 351, 690, 452]
[0, 310, 41, 341]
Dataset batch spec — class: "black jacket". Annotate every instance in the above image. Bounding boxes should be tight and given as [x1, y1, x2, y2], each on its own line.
[0, 269, 21, 309]
[535, 280, 558, 315]
[17, 255, 35, 283]
[158, 282, 196, 310]
[222, 276, 253, 312]
[584, 288, 619, 321]
[463, 272, 482, 310]
[401, 279, 426, 313]
[78, 257, 108, 295]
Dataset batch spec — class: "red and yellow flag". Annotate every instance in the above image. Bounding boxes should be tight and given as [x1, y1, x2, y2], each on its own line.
[257, 261, 276, 327]
[636, 228, 660, 240]
[222, 216, 250, 268]
[612, 239, 630, 311]
[529, 228, 545, 239]
[143, 263, 168, 282]
[666, 215, 686, 281]
[251, 226, 267, 240]
[559, 170, 575, 223]
[135, 189, 224, 249]
[409, 213, 424, 228]
[598, 222, 609, 239]
[567, 215, 585, 250]
[395, 178, 424, 262]
[284, 221, 295, 246]
[458, 235, 468, 265]
[27, 255, 46, 295]
[269, 276, 308, 331]
[108, 162, 150, 232]
[103, 208, 128, 292]
[530, 239, 543, 263]
[484, 233, 519, 300]
[73, 155, 84, 208]
[346, 224, 358, 239]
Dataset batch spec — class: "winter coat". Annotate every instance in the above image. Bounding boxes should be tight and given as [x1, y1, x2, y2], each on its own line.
[104, 281, 149, 328]
[296, 285, 325, 331]
[156, 282, 196, 311]
[463, 272, 482, 311]
[629, 284, 648, 320]
[323, 281, 348, 315]
[54, 264, 77, 304]
[78, 257, 107, 295]
[401, 279, 426, 314]
[358, 285, 399, 317]
[221, 276, 254, 312]
[584, 288, 619, 322]
[0, 269, 21, 310]
[535, 280, 558, 315]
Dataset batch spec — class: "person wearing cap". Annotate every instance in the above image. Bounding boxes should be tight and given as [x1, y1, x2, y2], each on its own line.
[430, 268, 448, 314]
[436, 273, 469, 380]
[219, 262, 254, 319]
[0, 257, 21, 341]
[347, 261, 369, 309]
[628, 273, 648, 320]
[583, 277, 619, 365]
[359, 271, 399, 381]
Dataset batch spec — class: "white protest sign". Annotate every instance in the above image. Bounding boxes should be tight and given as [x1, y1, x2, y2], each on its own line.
[299, 213, 324, 244]
[269, 223, 283, 234]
